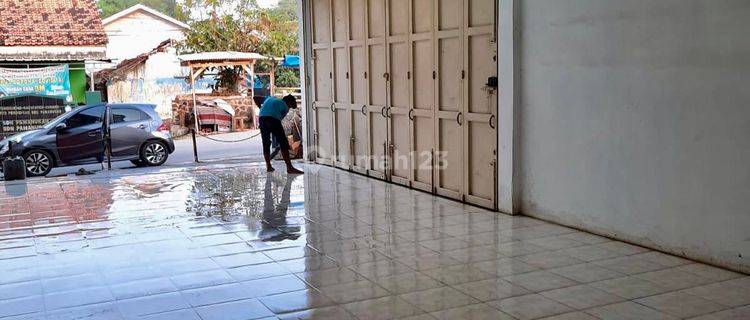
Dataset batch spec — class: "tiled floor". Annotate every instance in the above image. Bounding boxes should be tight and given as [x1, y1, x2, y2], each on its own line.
[0, 162, 748, 319]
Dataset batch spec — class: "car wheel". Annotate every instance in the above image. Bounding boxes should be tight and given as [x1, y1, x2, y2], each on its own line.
[24, 150, 54, 177]
[140, 141, 168, 166]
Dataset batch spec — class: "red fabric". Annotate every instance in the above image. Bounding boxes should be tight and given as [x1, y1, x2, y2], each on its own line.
[196, 106, 232, 127]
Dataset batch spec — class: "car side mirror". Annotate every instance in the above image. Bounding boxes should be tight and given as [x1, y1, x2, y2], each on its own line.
[55, 123, 67, 131]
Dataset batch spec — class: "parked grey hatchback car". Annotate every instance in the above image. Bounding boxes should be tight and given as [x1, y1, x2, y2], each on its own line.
[0, 103, 175, 177]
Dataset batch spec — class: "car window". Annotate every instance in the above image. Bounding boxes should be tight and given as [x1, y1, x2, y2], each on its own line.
[65, 106, 105, 129]
[111, 108, 148, 124]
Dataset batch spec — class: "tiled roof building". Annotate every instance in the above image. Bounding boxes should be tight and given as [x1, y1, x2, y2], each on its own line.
[0, 0, 107, 60]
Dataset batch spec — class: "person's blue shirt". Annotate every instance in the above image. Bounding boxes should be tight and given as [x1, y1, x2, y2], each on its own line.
[259, 96, 289, 120]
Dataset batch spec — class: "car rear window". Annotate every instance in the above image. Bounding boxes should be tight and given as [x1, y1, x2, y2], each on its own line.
[111, 108, 149, 124]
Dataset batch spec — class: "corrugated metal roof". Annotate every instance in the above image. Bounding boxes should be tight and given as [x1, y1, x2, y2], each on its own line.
[178, 51, 268, 64]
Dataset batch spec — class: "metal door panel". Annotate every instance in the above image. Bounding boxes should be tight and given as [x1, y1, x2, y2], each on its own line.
[436, 117, 462, 199]
[388, 43, 409, 110]
[332, 0, 348, 42]
[438, 0, 461, 31]
[412, 113, 433, 191]
[463, 0, 497, 209]
[434, 11, 463, 201]
[411, 37, 434, 191]
[368, 0, 385, 38]
[387, 0, 408, 37]
[313, 0, 332, 43]
[368, 109, 388, 179]
[367, 41, 387, 178]
[350, 45, 369, 173]
[349, 0, 366, 41]
[313, 47, 335, 164]
[467, 33, 495, 114]
[466, 120, 495, 208]
[469, 0, 494, 27]
[412, 39, 434, 111]
[368, 44, 387, 109]
[386, 0, 410, 185]
[412, 0, 433, 34]
[437, 37, 461, 112]
[333, 47, 351, 167]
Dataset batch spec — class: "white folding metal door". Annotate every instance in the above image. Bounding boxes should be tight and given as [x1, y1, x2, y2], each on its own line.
[386, 0, 411, 186]
[410, 0, 436, 193]
[433, 0, 464, 201]
[311, 0, 335, 165]
[463, 0, 497, 208]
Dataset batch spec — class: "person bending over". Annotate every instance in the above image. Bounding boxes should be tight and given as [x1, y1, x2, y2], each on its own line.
[259, 95, 304, 174]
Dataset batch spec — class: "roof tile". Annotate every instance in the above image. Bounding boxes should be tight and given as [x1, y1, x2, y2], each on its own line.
[0, 0, 107, 47]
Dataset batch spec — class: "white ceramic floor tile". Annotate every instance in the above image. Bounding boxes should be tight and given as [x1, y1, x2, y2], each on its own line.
[503, 270, 578, 292]
[589, 276, 670, 300]
[635, 291, 727, 318]
[586, 301, 678, 320]
[488, 294, 573, 320]
[541, 284, 625, 309]
[682, 281, 750, 308]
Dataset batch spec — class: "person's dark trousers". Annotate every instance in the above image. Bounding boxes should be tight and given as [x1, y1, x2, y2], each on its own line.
[259, 116, 302, 174]
[269, 135, 281, 159]
[259, 116, 290, 154]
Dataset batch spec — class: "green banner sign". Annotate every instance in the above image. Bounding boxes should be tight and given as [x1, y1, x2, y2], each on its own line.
[0, 65, 72, 102]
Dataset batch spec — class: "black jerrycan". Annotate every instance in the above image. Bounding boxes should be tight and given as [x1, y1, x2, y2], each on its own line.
[2, 141, 26, 181]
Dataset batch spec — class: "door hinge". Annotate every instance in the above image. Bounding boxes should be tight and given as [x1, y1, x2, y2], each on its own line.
[407, 71, 411, 80]
[346, 72, 349, 79]
[432, 71, 436, 79]
[311, 53, 317, 60]
[329, 72, 333, 79]
[383, 72, 390, 81]
[364, 71, 368, 79]
[461, 70, 466, 80]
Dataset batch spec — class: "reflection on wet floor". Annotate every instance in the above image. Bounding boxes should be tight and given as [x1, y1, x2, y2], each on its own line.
[0, 163, 748, 320]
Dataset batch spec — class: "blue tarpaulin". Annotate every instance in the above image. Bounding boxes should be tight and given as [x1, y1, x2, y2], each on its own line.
[280, 55, 300, 68]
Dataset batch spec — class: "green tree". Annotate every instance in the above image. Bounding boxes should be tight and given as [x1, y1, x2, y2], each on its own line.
[178, 0, 301, 91]
[97, 0, 180, 19]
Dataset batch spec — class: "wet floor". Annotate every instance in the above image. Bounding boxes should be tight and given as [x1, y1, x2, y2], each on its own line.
[0, 163, 748, 319]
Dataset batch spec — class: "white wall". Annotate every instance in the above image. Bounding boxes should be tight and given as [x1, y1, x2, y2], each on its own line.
[515, 0, 750, 272]
[104, 10, 186, 64]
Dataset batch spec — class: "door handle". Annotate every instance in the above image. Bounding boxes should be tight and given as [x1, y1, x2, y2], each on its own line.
[456, 112, 463, 126]
[361, 105, 367, 115]
[489, 115, 496, 129]
[381, 106, 387, 117]
[137, 124, 147, 129]
[330, 103, 335, 112]
[88, 131, 101, 137]
[408, 109, 415, 121]
[312, 102, 317, 111]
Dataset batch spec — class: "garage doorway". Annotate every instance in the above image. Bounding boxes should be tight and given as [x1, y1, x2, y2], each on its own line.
[304, 0, 498, 209]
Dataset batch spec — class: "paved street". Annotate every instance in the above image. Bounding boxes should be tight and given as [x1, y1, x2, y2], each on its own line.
[1, 162, 748, 319]
[45, 131, 265, 177]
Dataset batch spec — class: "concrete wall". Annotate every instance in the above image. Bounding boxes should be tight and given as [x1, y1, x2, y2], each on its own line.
[104, 10, 186, 65]
[516, 0, 750, 272]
